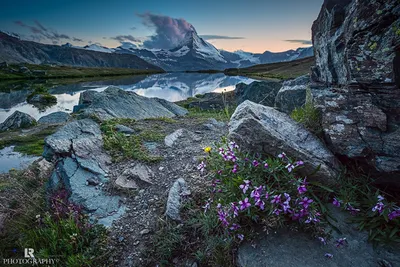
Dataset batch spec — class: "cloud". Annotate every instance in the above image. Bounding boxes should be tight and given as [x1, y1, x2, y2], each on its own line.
[138, 13, 194, 49]
[110, 34, 141, 43]
[199, 35, 245, 40]
[284, 39, 312, 45]
[13, 20, 87, 43]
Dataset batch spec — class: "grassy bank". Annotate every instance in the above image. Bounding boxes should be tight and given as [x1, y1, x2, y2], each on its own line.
[0, 63, 164, 81]
[224, 56, 315, 80]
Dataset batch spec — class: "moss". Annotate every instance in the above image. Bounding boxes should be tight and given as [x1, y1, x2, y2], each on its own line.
[376, 10, 383, 15]
[369, 42, 378, 50]
[26, 86, 57, 105]
[0, 127, 57, 156]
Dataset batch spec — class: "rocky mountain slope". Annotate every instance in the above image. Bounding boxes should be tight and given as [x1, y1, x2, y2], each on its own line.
[0, 32, 162, 70]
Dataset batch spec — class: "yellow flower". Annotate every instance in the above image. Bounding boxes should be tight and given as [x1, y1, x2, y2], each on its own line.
[204, 146, 212, 153]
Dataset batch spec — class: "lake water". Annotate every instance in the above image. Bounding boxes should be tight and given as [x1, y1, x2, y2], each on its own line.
[0, 146, 39, 173]
[0, 73, 258, 123]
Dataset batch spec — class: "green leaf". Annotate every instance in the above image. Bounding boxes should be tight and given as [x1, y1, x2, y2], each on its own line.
[309, 181, 334, 193]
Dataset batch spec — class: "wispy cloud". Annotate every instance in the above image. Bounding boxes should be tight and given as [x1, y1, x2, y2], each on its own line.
[109, 35, 141, 43]
[130, 26, 137, 30]
[284, 39, 312, 45]
[14, 20, 84, 44]
[200, 35, 245, 40]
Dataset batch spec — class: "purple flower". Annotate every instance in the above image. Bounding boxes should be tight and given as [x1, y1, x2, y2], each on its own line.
[237, 234, 244, 241]
[230, 223, 240, 231]
[255, 200, 265, 210]
[332, 197, 341, 208]
[372, 202, 385, 214]
[231, 203, 239, 217]
[346, 204, 360, 215]
[273, 208, 282, 215]
[250, 186, 263, 201]
[232, 164, 239, 173]
[377, 195, 385, 202]
[218, 148, 225, 155]
[229, 141, 239, 150]
[324, 253, 333, 259]
[217, 170, 223, 175]
[239, 198, 251, 210]
[286, 163, 295, 173]
[197, 161, 206, 174]
[239, 180, 251, 194]
[295, 160, 304, 166]
[318, 237, 327, 245]
[299, 197, 313, 209]
[282, 201, 291, 214]
[335, 238, 347, 248]
[278, 152, 286, 159]
[252, 160, 260, 167]
[217, 210, 229, 226]
[297, 185, 307, 194]
[271, 194, 282, 204]
[388, 209, 400, 220]
[264, 162, 269, 168]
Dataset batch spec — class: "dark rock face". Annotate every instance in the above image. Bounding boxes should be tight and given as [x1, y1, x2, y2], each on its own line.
[275, 75, 309, 114]
[38, 111, 70, 124]
[228, 100, 341, 184]
[0, 111, 36, 131]
[311, 0, 400, 186]
[312, 0, 399, 85]
[44, 119, 125, 226]
[77, 86, 188, 121]
[235, 81, 282, 107]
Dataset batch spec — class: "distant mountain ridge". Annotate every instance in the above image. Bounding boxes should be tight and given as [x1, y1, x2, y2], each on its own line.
[0, 32, 162, 71]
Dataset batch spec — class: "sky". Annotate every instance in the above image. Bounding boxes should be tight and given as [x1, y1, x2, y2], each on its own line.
[0, 0, 323, 53]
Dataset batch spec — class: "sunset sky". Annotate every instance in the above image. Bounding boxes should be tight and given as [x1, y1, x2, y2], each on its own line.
[0, 0, 323, 53]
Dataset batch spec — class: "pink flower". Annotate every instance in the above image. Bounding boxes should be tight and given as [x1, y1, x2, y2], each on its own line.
[278, 152, 286, 159]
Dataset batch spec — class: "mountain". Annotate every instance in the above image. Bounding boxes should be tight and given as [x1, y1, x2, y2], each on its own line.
[113, 29, 314, 71]
[0, 32, 162, 70]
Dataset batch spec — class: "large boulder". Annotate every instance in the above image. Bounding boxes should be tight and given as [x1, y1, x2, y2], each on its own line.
[0, 111, 36, 131]
[311, 0, 400, 186]
[275, 75, 309, 114]
[77, 86, 188, 120]
[44, 119, 125, 226]
[228, 101, 341, 184]
[38, 111, 70, 124]
[235, 80, 282, 107]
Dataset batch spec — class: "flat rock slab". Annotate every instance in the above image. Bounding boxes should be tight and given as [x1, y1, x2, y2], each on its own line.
[44, 119, 125, 227]
[77, 86, 188, 121]
[229, 100, 341, 184]
[238, 206, 400, 267]
[115, 163, 154, 189]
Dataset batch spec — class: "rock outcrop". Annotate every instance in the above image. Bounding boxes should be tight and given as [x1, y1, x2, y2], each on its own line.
[38, 111, 70, 124]
[235, 81, 282, 107]
[0, 111, 36, 131]
[228, 101, 341, 184]
[311, 0, 400, 186]
[275, 75, 309, 114]
[77, 87, 188, 121]
[44, 119, 125, 226]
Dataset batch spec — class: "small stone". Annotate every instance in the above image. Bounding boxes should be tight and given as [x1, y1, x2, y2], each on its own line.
[165, 178, 188, 221]
[118, 236, 124, 242]
[159, 166, 164, 171]
[140, 229, 150, 235]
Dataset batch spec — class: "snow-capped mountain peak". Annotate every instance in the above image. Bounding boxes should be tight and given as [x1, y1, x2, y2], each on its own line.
[83, 44, 115, 53]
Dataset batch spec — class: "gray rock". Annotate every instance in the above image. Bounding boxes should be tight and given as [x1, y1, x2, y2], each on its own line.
[76, 87, 188, 121]
[311, 0, 400, 186]
[203, 118, 226, 131]
[0, 111, 36, 131]
[115, 124, 135, 134]
[140, 229, 150, 235]
[44, 119, 125, 226]
[237, 205, 400, 267]
[38, 111, 70, 124]
[115, 163, 154, 189]
[186, 92, 236, 111]
[275, 75, 309, 114]
[235, 80, 282, 107]
[228, 100, 341, 184]
[165, 178, 190, 221]
[165, 129, 185, 147]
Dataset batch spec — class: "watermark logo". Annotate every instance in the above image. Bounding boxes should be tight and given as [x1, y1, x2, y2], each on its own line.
[24, 248, 35, 258]
[3, 248, 59, 265]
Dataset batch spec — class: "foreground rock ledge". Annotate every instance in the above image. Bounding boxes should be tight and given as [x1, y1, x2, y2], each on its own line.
[228, 100, 341, 184]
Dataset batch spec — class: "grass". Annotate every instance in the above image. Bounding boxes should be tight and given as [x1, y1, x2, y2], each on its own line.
[0, 166, 110, 266]
[143, 117, 177, 123]
[290, 87, 322, 136]
[185, 107, 235, 122]
[0, 63, 164, 81]
[100, 118, 163, 163]
[0, 126, 58, 156]
[224, 56, 315, 80]
[26, 86, 57, 105]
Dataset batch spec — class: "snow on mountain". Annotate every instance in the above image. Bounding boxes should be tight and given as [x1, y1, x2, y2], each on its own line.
[117, 42, 137, 50]
[233, 50, 261, 64]
[83, 44, 115, 53]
